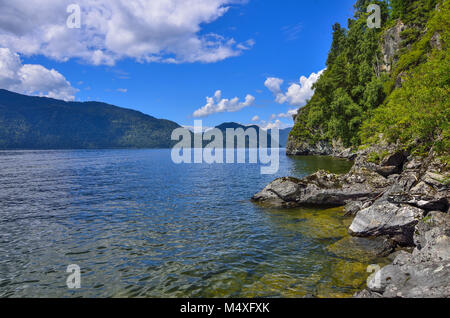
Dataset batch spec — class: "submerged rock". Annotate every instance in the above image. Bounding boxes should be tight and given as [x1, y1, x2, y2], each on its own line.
[327, 236, 396, 261]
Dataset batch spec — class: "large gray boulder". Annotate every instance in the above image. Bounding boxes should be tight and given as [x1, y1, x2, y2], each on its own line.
[349, 202, 424, 246]
[251, 169, 389, 207]
[365, 212, 450, 298]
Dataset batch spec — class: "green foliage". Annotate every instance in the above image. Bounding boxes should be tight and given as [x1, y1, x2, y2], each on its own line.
[361, 0, 450, 158]
[290, 0, 449, 159]
[291, 1, 388, 147]
[443, 177, 450, 186]
[0, 89, 181, 149]
[361, 49, 449, 155]
[367, 150, 390, 164]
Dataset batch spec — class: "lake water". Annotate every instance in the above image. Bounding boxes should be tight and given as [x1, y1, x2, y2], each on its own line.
[0, 149, 386, 298]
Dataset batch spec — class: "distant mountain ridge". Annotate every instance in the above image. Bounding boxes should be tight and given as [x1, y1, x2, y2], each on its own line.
[0, 89, 293, 150]
[0, 89, 181, 149]
[214, 122, 292, 148]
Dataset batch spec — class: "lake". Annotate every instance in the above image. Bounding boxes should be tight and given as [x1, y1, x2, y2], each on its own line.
[0, 149, 387, 298]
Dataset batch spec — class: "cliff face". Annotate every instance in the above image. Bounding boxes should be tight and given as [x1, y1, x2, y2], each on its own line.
[380, 21, 405, 73]
[286, 19, 403, 156]
[286, 0, 448, 163]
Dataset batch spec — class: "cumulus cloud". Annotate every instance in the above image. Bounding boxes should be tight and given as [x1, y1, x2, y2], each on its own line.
[117, 88, 127, 93]
[0, 0, 253, 65]
[264, 77, 286, 104]
[0, 48, 77, 100]
[193, 90, 255, 118]
[259, 119, 292, 131]
[265, 69, 325, 107]
[277, 109, 298, 118]
[251, 115, 260, 122]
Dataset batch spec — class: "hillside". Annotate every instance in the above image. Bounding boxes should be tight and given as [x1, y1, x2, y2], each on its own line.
[288, 0, 449, 164]
[0, 89, 181, 149]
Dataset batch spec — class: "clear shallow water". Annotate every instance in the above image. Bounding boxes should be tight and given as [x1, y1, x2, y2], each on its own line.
[0, 149, 384, 298]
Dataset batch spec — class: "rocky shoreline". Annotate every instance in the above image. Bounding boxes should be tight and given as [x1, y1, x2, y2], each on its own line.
[252, 144, 449, 298]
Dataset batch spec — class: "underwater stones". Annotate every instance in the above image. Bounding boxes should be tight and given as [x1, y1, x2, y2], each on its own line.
[296, 209, 349, 239]
[349, 202, 424, 246]
[328, 260, 368, 290]
[327, 236, 396, 262]
[240, 273, 308, 298]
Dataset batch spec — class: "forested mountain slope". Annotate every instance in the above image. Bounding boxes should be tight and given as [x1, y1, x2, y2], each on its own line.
[288, 0, 449, 164]
[0, 89, 181, 149]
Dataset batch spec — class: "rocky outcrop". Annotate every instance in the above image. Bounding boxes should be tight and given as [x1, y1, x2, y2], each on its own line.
[349, 202, 424, 246]
[286, 138, 356, 159]
[359, 212, 450, 298]
[251, 169, 390, 208]
[381, 21, 405, 73]
[253, 143, 449, 298]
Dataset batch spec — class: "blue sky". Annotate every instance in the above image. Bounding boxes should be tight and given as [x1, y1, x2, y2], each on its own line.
[1, 0, 357, 129]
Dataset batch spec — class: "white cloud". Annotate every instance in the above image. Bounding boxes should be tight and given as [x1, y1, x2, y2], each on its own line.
[264, 77, 286, 104]
[193, 90, 255, 118]
[0, 0, 253, 65]
[277, 109, 298, 118]
[251, 115, 259, 122]
[0, 48, 77, 100]
[259, 119, 292, 131]
[265, 69, 325, 107]
[117, 88, 127, 93]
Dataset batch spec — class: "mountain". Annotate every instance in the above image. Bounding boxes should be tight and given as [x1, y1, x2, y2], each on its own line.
[0, 89, 181, 149]
[213, 122, 292, 148]
[288, 0, 449, 162]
